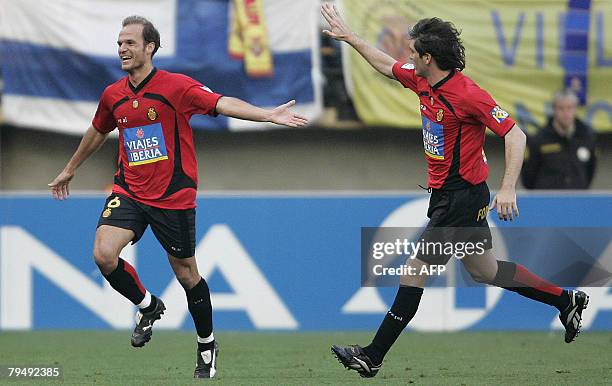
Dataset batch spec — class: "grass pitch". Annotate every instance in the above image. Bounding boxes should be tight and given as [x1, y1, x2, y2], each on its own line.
[0, 331, 611, 385]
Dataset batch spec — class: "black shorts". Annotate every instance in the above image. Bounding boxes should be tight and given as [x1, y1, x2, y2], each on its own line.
[416, 182, 493, 265]
[97, 194, 196, 258]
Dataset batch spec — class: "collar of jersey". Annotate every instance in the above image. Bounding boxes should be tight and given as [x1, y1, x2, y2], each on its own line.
[129, 67, 158, 95]
[431, 69, 456, 91]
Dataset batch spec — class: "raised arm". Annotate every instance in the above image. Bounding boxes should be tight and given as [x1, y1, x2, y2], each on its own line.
[321, 3, 396, 78]
[48, 125, 109, 200]
[490, 124, 527, 221]
[215, 97, 308, 127]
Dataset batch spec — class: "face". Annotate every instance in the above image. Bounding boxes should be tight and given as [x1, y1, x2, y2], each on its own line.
[553, 96, 577, 130]
[407, 39, 430, 77]
[117, 24, 153, 72]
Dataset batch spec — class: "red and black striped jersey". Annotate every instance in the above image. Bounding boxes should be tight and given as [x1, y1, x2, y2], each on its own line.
[92, 68, 222, 209]
[392, 62, 515, 190]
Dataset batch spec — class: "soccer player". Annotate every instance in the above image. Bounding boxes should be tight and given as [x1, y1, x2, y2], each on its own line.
[48, 15, 307, 379]
[321, 4, 589, 378]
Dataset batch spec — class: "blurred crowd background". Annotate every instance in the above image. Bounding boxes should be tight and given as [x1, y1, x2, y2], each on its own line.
[1, 0, 610, 191]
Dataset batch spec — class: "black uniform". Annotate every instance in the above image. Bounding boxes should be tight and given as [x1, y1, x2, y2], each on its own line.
[522, 118, 597, 189]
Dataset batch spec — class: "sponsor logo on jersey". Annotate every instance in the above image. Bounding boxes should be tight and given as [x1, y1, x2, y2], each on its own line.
[436, 108, 444, 122]
[490, 105, 509, 123]
[422, 116, 445, 160]
[147, 107, 158, 121]
[123, 123, 169, 166]
[132, 100, 139, 109]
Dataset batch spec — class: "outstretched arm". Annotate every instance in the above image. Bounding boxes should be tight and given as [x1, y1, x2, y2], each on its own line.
[48, 125, 109, 200]
[216, 97, 308, 127]
[490, 124, 526, 221]
[321, 3, 395, 78]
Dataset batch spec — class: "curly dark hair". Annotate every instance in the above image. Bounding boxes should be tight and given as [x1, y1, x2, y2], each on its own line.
[122, 15, 161, 58]
[409, 17, 465, 71]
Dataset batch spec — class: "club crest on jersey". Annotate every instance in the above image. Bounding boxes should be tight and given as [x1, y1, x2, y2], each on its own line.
[422, 116, 445, 160]
[490, 105, 509, 123]
[147, 107, 158, 121]
[123, 123, 169, 166]
[132, 100, 139, 109]
[436, 108, 444, 122]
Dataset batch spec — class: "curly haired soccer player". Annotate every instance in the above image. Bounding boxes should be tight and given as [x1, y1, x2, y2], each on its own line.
[48, 15, 307, 379]
[321, 3, 588, 378]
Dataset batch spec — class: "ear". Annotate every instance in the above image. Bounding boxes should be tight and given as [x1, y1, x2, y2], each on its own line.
[145, 42, 155, 57]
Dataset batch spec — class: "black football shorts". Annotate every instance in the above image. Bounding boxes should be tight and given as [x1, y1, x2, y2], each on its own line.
[97, 194, 196, 258]
[415, 181, 493, 265]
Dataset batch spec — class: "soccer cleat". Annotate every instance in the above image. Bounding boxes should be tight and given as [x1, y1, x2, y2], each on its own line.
[131, 296, 166, 348]
[559, 290, 589, 343]
[331, 344, 381, 378]
[194, 341, 219, 379]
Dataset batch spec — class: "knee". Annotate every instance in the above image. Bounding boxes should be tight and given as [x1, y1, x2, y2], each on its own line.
[93, 242, 118, 274]
[174, 265, 200, 289]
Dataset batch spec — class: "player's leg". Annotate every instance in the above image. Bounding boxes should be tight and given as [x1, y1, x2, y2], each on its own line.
[167, 254, 217, 378]
[460, 181, 588, 342]
[147, 206, 217, 378]
[332, 256, 429, 378]
[96, 195, 165, 347]
[332, 189, 454, 377]
[461, 250, 589, 342]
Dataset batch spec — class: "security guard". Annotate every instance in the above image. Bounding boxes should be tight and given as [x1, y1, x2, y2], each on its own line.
[522, 90, 597, 189]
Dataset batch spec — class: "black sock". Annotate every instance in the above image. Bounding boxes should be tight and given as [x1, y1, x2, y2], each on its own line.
[186, 278, 214, 350]
[363, 286, 423, 365]
[491, 260, 569, 311]
[102, 258, 146, 305]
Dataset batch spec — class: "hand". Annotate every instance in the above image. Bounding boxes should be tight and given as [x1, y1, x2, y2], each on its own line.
[268, 100, 308, 127]
[321, 3, 355, 43]
[48, 170, 74, 200]
[490, 186, 519, 221]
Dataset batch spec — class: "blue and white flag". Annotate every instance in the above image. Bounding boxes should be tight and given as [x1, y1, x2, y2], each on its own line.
[0, 0, 321, 134]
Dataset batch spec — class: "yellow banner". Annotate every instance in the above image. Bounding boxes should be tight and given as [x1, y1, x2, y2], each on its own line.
[342, 0, 612, 132]
[228, 0, 274, 77]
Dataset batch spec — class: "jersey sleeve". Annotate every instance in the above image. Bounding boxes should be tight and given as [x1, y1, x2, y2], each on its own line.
[392, 61, 418, 92]
[91, 88, 116, 133]
[182, 81, 223, 117]
[464, 86, 515, 137]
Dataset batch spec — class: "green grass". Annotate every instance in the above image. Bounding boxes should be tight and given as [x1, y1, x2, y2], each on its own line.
[0, 331, 611, 385]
